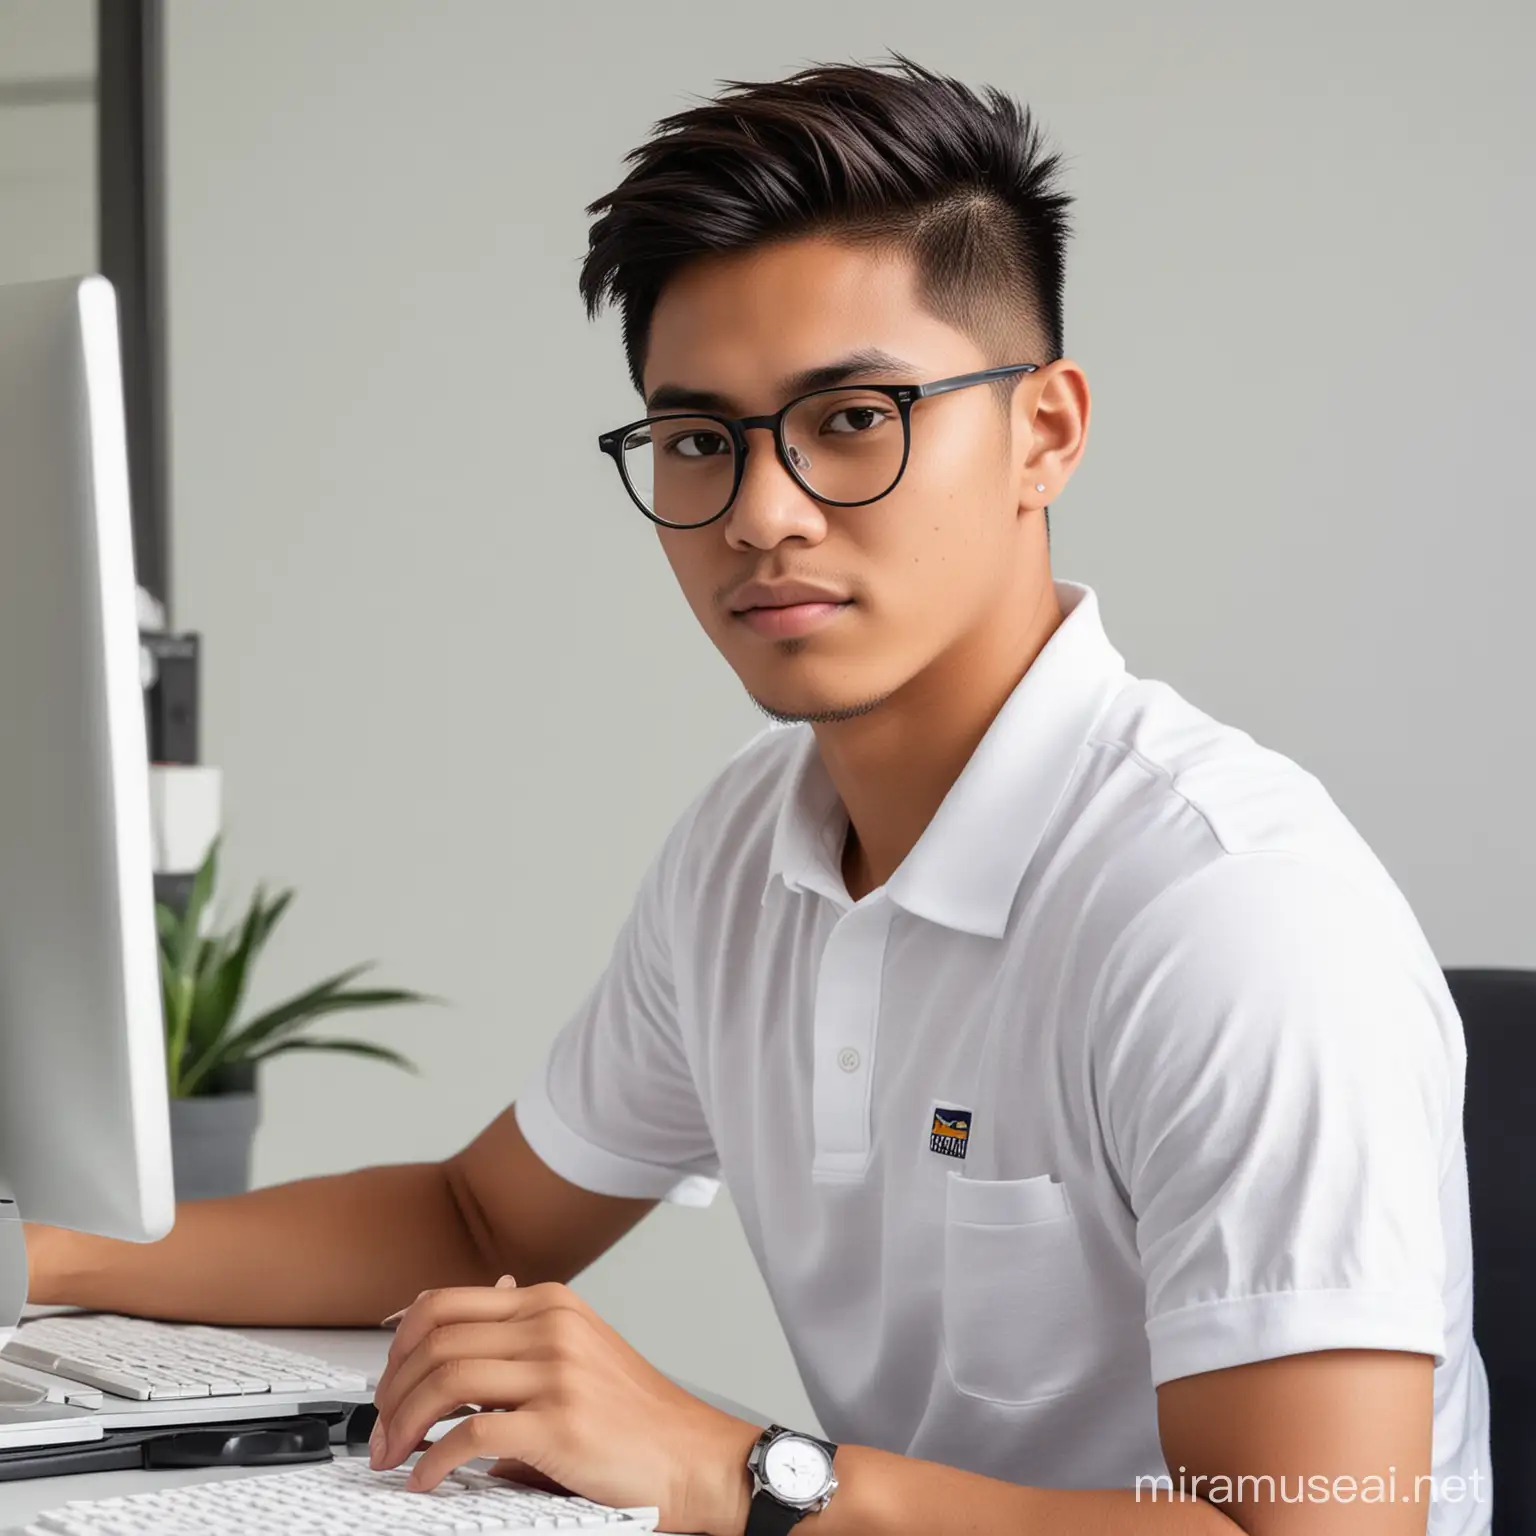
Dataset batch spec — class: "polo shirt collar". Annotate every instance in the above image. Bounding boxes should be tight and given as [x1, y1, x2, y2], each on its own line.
[763, 580, 1128, 938]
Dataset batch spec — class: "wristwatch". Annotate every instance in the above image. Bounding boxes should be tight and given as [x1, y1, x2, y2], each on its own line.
[744, 1423, 839, 1536]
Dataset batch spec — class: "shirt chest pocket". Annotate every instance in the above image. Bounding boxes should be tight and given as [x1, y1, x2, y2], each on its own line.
[942, 1171, 1101, 1406]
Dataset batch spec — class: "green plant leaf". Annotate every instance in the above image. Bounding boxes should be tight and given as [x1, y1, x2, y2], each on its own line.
[252, 888, 295, 953]
[154, 902, 182, 949]
[161, 841, 224, 1093]
[215, 970, 431, 1064]
[152, 843, 440, 1098]
[177, 886, 299, 1097]
[193, 930, 227, 981]
[162, 968, 196, 1096]
[184, 935, 236, 1068]
[213, 964, 371, 1057]
[159, 843, 221, 1093]
[175, 839, 220, 976]
[189, 889, 267, 1051]
[157, 942, 181, 1082]
[246, 1037, 420, 1074]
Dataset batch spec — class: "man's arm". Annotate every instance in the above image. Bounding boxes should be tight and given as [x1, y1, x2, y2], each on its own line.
[798, 1348, 1436, 1536]
[371, 1288, 1439, 1535]
[25, 1107, 654, 1326]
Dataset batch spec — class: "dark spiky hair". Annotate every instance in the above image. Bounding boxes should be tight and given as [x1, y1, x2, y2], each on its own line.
[579, 52, 1076, 397]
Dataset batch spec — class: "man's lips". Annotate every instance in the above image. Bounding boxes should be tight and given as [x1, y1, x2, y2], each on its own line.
[732, 600, 852, 639]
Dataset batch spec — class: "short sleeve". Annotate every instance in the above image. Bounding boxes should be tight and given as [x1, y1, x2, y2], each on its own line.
[515, 808, 720, 1209]
[1094, 851, 1460, 1387]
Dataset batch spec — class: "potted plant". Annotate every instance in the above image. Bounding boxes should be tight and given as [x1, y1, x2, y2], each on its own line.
[157, 838, 436, 1201]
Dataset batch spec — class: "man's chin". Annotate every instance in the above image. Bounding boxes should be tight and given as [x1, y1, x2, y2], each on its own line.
[745, 688, 891, 727]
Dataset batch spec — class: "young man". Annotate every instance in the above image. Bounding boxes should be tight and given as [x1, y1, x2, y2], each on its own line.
[27, 54, 1489, 1536]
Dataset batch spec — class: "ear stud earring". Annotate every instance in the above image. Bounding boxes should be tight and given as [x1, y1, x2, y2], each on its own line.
[1035, 484, 1046, 493]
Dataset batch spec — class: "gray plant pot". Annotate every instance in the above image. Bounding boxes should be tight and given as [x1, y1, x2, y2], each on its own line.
[167, 1061, 260, 1202]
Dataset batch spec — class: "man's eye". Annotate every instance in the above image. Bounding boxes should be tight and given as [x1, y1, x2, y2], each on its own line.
[667, 431, 730, 459]
[823, 406, 890, 434]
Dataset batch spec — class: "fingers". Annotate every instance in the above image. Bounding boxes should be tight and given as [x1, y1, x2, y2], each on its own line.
[375, 1318, 549, 1429]
[377, 1280, 584, 1400]
[375, 1360, 543, 1471]
[372, 1278, 594, 1474]
[377, 1276, 520, 1397]
[387, 1271, 519, 1333]
[404, 1405, 545, 1493]
[382, 1272, 517, 1350]
[398, 1404, 481, 1459]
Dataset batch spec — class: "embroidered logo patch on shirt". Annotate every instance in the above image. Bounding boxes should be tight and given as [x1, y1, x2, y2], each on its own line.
[929, 1106, 973, 1159]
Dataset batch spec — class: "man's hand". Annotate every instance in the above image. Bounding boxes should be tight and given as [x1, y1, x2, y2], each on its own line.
[369, 1276, 762, 1535]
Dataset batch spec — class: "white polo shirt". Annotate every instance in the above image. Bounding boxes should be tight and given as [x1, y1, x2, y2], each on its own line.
[516, 579, 1491, 1532]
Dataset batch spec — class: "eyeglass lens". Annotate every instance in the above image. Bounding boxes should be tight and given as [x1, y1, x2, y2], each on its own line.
[619, 388, 907, 526]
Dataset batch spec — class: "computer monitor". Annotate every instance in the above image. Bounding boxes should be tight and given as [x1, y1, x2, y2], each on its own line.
[0, 275, 176, 1352]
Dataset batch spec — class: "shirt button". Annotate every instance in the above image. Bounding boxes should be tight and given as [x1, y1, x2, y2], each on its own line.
[837, 1047, 861, 1072]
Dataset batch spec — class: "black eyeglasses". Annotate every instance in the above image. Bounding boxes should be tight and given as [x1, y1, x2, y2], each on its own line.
[597, 363, 1040, 529]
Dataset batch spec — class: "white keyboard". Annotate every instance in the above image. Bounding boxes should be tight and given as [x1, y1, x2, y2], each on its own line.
[19, 1455, 661, 1535]
[0, 1358, 103, 1408]
[2, 1315, 369, 1402]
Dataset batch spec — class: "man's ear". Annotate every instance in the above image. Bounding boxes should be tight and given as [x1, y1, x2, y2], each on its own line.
[1014, 358, 1090, 510]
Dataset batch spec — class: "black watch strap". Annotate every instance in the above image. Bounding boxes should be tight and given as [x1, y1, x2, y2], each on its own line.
[746, 1491, 811, 1536]
[745, 1427, 839, 1536]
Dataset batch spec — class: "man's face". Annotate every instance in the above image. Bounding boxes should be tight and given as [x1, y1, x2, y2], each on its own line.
[640, 235, 1055, 724]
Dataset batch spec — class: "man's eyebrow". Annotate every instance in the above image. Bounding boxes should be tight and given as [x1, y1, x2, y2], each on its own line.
[644, 348, 921, 414]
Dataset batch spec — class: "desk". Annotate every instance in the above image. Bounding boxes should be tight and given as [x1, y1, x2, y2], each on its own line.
[0, 1323, 764, 1534]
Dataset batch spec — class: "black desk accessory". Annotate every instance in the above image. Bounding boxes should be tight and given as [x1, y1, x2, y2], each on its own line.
[0, 1413, 341, 1482]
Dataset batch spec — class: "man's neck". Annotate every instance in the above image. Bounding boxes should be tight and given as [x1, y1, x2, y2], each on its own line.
[819, 578, 1066, 905]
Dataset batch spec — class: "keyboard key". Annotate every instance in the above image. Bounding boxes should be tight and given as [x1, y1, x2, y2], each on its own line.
[17, 1457, 664, 1536]
[4, 1315, 375, 1407]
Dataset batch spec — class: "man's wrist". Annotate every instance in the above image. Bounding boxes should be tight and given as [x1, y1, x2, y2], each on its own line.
[693, 1410, 762, 1536]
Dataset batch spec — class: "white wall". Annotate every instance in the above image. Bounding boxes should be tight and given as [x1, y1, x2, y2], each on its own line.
[0, 0, 94, 286]
[161, 0, 1534, 1430]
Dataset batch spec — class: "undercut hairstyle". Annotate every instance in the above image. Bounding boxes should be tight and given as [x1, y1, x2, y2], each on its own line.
[578, 52, 1076, 401]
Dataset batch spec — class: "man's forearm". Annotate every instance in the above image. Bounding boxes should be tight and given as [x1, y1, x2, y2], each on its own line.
[716, 1441, 1238, 1536]
[28, 1162, 496, 1327]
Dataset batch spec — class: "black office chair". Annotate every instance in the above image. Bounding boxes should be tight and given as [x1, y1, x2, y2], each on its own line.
[1444, 968, 1536, 1535]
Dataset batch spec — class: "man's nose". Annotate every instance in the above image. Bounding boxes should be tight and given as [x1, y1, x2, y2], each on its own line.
[722, 425, 827, 549]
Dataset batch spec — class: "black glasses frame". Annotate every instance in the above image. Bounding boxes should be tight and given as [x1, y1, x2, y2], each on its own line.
[597, 363, 1041, 530]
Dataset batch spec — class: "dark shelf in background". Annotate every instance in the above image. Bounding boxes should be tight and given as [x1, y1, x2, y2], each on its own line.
[99, 0, 169, 615]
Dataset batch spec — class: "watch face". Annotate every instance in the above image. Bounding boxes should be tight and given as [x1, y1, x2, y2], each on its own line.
[763, 1435, 833, 1504]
